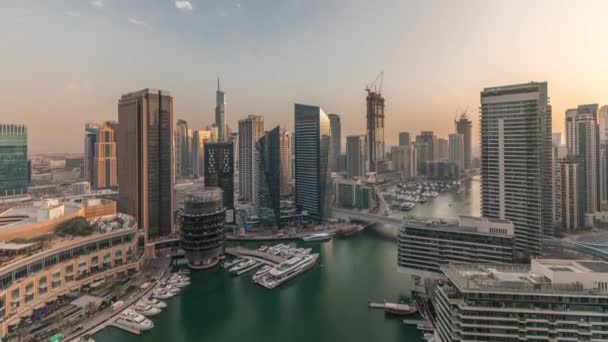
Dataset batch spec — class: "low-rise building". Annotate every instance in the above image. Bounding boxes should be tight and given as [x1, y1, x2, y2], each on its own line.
[398, 216, 515, 274]
[335, 178, 376, 210]
[435, 259, 608, 342]
[0, 213, 141, 337]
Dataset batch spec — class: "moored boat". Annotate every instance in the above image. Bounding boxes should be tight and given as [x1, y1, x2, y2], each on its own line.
[301, 233, 332, 242]
[384, 302, 417, 316]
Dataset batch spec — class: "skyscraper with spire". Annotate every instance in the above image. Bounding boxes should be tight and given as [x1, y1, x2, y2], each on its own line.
[215, 77, 226, 142]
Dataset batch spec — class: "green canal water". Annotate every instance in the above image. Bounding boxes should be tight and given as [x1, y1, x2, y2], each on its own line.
[94, 232, 422, 342]
[95, 179, 481, 342]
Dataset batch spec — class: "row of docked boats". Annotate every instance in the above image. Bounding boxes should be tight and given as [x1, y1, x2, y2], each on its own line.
[117, 270, 191, 333]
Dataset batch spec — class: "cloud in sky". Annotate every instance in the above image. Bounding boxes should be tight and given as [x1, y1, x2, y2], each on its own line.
[127, 17, 150, 28]
[175, 1, 193, 11]
[64, 11, 80, 17]
[90, 0, 104, 9]
[236, 3, 241, 9]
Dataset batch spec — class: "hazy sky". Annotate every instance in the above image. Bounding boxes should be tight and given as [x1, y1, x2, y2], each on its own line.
[2, 0, 608, 153]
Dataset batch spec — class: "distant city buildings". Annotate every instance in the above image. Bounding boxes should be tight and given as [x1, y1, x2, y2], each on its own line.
[437, 138, 448, 160]
[215, 78, 226, 142]
[238, 115, 264, 203]
[565, 104, 600, 216]
[255, 126, 282, 227]
[455, 112, 472, 169]
[0, 124, 28, 197]
[117, 88, 174, 242]
[391, 145, 415, 179]
[398, 131, 410, 146]
[334, 178, 375, 210]
[480, 82, 552, 257]
[420, 160, 459, 181]
[174, 119, 191, 177]
[366, 88, 385, 172]
[559, 156, 584, 230]
[415, 131, 437, 171]
[94, 121, 118, 189]
[346, 135, 366, 177]
[191, 129, 213, 178]
[83, 123, 99, 185]
[204, 142, 234, 213]
[279, 128, 292, 194]
[294, 103, 331, 220]
[448, 133, 464, 171]
[328, 113, 341, 173]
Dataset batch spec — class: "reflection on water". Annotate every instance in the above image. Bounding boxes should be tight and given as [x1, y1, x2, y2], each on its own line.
[389, 179, 481, 220]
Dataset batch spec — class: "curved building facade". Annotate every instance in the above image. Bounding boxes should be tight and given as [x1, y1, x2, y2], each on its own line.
[0, 213, 141, 338]
[179, 188, 226, 269]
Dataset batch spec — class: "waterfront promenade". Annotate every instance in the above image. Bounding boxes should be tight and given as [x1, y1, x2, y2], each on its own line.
[66, 256, 171, 341]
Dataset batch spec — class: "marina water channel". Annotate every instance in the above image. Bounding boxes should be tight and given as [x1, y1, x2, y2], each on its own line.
[94, 179, 481, 342]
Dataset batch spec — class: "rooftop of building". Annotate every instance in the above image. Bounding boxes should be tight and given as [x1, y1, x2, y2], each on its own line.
[442, 259, 608, 296]
[402, 215, 514, 236]
[0, 212, 137, 271]
[481, 81, 547, 94]
[0, 198, 113, 229]
[0, 199, 82, 229]
[120, 88, 171, 99]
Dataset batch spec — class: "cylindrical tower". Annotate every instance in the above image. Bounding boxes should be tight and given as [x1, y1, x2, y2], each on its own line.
[178, 188, 226, 269]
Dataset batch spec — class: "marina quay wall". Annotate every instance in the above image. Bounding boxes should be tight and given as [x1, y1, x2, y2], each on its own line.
[0, 214, 141, 337]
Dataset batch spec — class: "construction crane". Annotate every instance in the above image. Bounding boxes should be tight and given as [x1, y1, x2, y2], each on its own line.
[366, 71, 384, 94]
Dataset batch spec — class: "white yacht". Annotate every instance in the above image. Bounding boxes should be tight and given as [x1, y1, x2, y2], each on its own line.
[142, 297, 167, 309]
[161, 284, 181, 294]
[120, 309, 154, 330]
[151, 289, 175, 299]
[258, 254, 319, 289]
[134, 302, 162, 316]
[252, 265, 272, 281]
[229, 259, 256, 273]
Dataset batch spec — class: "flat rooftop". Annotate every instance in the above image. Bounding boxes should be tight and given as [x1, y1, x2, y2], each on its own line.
[443, 259, 608, 296]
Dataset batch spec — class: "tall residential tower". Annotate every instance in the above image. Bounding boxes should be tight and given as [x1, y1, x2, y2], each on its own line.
[480, 82, 552, 257]
[215, 78, 226, 142]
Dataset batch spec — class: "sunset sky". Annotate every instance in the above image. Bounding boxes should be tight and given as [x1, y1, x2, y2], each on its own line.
[2, 0, 608, 153]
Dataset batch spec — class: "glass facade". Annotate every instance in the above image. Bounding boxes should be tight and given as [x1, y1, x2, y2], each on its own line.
[0, 124, 28, 197]
[255, 126, 282, 227]
[204, 142, 234, 209]
[294, 104, 331, 220]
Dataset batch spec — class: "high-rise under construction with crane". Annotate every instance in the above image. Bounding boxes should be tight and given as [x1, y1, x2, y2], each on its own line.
[366, 72, 385, 172]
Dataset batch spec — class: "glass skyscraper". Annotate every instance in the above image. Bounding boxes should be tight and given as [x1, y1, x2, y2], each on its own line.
[0, 124, 28, 197]
[294, 104, 331, 220]
[255, 126, 282, 227]
[118, 88, 174, 242]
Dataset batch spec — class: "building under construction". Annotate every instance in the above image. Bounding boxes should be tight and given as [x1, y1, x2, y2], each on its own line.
[366, 72, 385, 173]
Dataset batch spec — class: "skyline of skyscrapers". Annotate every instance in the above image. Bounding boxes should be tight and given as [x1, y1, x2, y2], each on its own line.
[294, 103, 331, 220]
[117, 88, 175, 242]
[480, 82, 553, 257]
